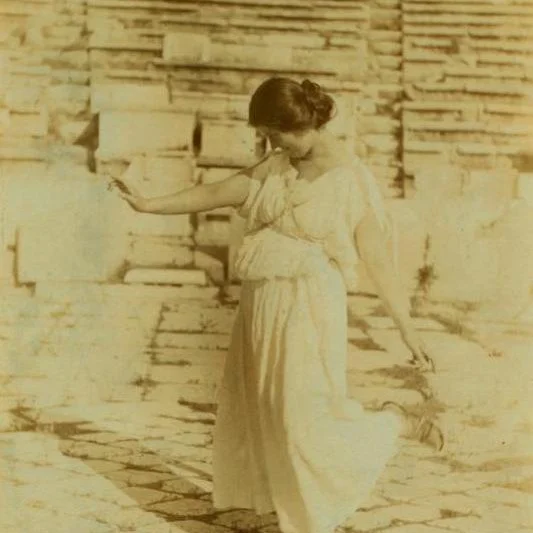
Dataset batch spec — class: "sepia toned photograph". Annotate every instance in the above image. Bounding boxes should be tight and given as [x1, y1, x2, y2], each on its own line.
[1, 0, 533, 532]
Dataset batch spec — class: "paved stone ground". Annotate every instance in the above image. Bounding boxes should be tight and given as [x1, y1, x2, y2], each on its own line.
[1, 283, 533, 533]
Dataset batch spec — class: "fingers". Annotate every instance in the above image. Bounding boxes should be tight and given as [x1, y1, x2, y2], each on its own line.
[407, 354, 435, 373]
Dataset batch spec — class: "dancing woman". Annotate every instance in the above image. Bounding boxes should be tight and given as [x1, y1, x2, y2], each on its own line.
[115, 77, 444, 533]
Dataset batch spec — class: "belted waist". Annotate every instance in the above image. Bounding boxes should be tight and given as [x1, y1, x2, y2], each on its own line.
[233, 228, 333, 282]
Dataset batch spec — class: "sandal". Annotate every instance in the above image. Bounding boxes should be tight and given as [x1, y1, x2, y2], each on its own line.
[380, 401, 444, 452]
[407, 349, 436, 373]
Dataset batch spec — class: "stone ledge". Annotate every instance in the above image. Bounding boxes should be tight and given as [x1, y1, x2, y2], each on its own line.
[97, 111, 196, 159]
[404, 2, 533, 16]
[33, 282, 221, 302]
[88, 36, 161, 53]
[456, 142, 529, 156]
[404, 25, 472, 37]
[152, 58, 337, 76]
[405, 120, 532, 135]
[124, 268, 208, 286]
[403, 101, 479, 112]
[404, 13, 533, 26]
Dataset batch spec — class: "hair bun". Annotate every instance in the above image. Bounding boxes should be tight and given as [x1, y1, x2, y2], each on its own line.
[300, 79, 335, 128]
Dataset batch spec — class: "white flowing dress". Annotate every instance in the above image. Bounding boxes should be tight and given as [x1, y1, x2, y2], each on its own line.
[212, 151, 402, 533]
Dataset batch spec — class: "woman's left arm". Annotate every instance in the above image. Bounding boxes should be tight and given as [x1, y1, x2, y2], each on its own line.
[355, 209, 434, 371]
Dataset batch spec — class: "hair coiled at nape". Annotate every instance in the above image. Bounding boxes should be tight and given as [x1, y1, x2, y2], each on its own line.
[300, 79, 335, 128]
[248, 77, 335, 132]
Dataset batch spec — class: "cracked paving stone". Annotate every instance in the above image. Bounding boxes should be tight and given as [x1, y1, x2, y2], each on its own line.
[171, 432, 212, 446]
[343, 509, 393, 531]
[148, 497, 214, 517]
[379, 481, 441, 502]
[117, 453, 171, 472]
[105, 468, 177, 486]
[160, 478, 209, 496]
[83, 458, 128, 473]
[417, 493, 489, 515]
[384, 526, 451, 533]
[212, 509, 278, 529]
[59, 440, 132, 461]
[122, 486, 180, 506]
[467, 486, 533, 508]
[431, 515, 516, 533]
[380, 504, 442, 523]
[69, 431, 135, 445]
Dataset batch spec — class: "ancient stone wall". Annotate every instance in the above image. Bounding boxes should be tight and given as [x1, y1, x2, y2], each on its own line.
[1, 0, 532, 315]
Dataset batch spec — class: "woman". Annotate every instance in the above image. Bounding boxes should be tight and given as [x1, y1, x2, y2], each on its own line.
[114, 77, 443, 533]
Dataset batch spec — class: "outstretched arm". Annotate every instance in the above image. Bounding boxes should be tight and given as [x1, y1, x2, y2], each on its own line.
[123, 173, 250, 214]
[115, 154, 271, 214]
[355, 210, 434, 371]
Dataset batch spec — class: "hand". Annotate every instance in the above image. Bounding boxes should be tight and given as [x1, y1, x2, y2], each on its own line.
[400, 329, 436, 373]
[109, 178, 147, 212]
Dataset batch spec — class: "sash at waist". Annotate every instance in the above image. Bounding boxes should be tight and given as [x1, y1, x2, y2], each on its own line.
[233, 228, 332, 281]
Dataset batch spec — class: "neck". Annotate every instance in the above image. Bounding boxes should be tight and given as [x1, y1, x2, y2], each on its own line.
[294, 129, 334, 163]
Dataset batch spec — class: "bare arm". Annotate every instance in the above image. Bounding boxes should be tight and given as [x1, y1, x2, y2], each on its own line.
[116, 154, 271, 214]
[140, 173, 250, 214]
[355, 209, 434, 370]
[355, 210, 411, 332]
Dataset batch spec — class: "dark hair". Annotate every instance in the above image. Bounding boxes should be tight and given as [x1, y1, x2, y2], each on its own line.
[248, 77, 335, 132]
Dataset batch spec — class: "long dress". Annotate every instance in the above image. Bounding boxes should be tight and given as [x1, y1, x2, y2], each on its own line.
[212, 150, 402, 533]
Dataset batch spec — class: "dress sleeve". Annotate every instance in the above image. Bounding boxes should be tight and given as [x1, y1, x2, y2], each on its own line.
[237, 177, 262, 218]
[236, 150, 281, 219]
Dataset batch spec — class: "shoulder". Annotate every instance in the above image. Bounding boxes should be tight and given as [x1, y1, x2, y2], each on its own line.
[240, 150, 284, 182]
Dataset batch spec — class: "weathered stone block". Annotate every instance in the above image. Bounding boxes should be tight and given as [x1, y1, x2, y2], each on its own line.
[0, 250, 16, 286]
[124, 268, 207, 286]
[210, 43, 293, 70]
[98, 111, 195, 158]
[58, 119, 90, 144]
[45, 84, 89, 115]
[0, 108, 9, 132]
[196, 94, 249, 121]
[91, 82, 169, 112]
[293, 48, 367, 79]
[128, 238, 193, 268]
[517, 173, 533, 205]
[199, 120, 256, 167]
[327, 93, 357, 140]
[127, 213, 193, 238]
[142, 155, 197, 195]
[194, 250, 225, 284]
[364, 134, 399, 154]
[195, 220, 231, 247]
[0, 53, 9, 96]
[5, 85, 43, 111]
[163, 32, 211, 63]
[8, 111, 48, 137]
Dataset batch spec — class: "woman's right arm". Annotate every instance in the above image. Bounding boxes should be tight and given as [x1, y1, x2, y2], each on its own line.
[117, 155, 270, 214]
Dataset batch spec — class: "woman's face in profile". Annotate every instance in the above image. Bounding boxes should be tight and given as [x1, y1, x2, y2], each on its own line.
[257, 126, 316, 159]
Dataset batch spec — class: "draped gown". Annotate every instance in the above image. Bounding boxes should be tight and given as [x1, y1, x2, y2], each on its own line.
[212, 151, 402, 533]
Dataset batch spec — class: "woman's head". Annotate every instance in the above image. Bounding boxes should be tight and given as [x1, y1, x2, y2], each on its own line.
[248, 77, 336, 157]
